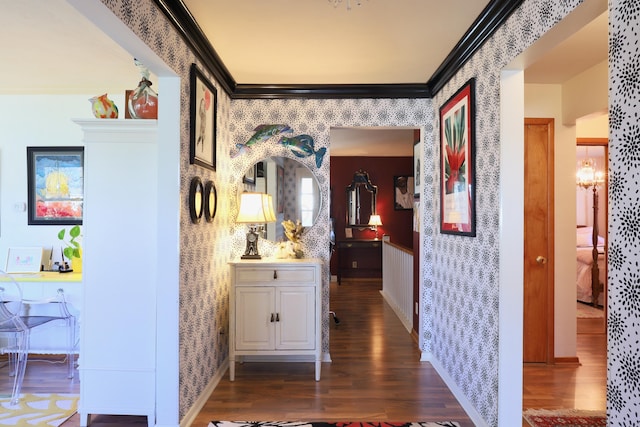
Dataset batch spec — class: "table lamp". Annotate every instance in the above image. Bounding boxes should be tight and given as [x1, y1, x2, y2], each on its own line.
[368, 214, 383, 239]
[236, 192, 276, 259]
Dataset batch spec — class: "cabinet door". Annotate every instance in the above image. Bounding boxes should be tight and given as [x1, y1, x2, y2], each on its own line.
[236, 286, 275, 350]
[276, 287, 315, 350]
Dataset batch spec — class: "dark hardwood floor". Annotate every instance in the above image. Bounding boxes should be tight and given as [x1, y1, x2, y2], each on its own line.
[2, 279, 606, 427]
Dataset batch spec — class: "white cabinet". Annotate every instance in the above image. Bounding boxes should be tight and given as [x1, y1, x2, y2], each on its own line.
[74, 119, 157, 427]
[229, 259, 322, 381]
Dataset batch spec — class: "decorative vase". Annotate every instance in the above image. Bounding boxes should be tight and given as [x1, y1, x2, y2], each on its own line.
[89, 94, 118, 119]
[128, 77, 158, 119]
[71, 248, 82, 273]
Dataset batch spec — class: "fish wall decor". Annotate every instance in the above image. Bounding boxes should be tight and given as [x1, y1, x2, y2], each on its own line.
[231, 124, 293, 158]
[278, 134, 327, 168]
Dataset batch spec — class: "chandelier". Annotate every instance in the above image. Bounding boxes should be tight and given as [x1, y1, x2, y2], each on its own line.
[329, 0, 364, 10]
[576, 158, 605, 189]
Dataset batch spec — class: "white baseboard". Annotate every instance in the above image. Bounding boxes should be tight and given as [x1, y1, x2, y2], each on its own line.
[181, 357, 229, 427]
[421, 351, 488, 427]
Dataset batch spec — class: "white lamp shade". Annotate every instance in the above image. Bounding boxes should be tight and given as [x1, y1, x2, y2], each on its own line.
[368, 214, 382, 226]
[237, 192, 276, 224]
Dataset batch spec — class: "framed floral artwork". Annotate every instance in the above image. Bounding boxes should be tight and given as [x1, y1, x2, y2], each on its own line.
[189, 63, 217, 171]
[439, 78, 476, 236]
[27, 146, 84, 226]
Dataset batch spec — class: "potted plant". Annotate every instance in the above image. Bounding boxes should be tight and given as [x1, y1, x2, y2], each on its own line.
[58, 225, 82, 272]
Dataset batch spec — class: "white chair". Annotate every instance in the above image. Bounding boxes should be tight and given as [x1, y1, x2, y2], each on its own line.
[0, 270, 29, 405]
[1, 271, 77, 405]
[21, 288, 77, 379]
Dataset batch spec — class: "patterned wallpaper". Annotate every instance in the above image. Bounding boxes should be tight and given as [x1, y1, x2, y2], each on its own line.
[99, 0, 640, 425]
[607, 0, 640, 424]
[227, 98, 431, 358]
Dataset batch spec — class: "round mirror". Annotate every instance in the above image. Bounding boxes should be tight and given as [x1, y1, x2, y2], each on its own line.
[241, 156, 322, 241]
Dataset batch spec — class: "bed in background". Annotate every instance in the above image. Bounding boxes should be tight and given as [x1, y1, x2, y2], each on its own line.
[576, 226, 606, 306]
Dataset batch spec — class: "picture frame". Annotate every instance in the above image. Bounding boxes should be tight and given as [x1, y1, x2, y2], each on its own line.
[27, 146, 84, 226]
[394, 175, 414, 210]
[5, 246, 43, 273]
[242, 164, 256, 185]
[413, 139, 422, 199]
[439, 78, 476, 236]
[189, 176, 204, 224]
[203, 180, 217, 223]
[189, 63, 217, 171]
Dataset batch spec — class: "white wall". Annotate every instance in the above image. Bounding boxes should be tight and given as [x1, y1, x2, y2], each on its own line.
[0, 94, 125, 267]
[562, 61, 608, 125]
[524, 83, 577, 357]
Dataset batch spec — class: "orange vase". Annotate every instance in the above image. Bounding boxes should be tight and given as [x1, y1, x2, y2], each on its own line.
[89, 94, 118, 119]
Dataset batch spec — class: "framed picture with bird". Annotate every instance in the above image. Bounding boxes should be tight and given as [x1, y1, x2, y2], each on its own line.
[189, 63, 217, 171]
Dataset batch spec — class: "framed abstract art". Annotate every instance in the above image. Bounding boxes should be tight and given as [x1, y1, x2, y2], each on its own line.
[27, 146, 84, 226]
[439, 78, 476, 236]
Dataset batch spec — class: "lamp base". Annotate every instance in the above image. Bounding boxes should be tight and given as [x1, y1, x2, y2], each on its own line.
[241, 254, 262, 260]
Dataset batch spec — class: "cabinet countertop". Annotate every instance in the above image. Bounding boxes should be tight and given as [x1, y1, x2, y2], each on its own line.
[229, 258, 322, 265]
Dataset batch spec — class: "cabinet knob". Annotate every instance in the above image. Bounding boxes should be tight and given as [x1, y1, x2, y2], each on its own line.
[273, 270, 278, 279]
[275, 313, 280, 322]
[270, 313, 275, 322]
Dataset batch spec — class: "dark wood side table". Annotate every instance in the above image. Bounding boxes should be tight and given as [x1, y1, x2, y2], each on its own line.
[336, 239, 383, 284]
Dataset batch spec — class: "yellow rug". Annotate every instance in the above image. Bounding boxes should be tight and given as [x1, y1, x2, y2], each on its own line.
[0, 393, 78, 427]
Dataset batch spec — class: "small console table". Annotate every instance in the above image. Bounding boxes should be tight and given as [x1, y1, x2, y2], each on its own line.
[336, 239, 382, 284]
[229, 258, 323, 381]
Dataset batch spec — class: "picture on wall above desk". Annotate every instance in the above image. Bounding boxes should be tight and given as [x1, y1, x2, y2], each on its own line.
[27, 146, 84, 226]
[189, 63, 217, 171]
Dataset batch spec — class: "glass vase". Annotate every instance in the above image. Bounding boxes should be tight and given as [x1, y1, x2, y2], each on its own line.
[128, 77, 158, 119]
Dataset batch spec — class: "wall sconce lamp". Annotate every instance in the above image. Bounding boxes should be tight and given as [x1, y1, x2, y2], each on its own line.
[236, 192, 276, 259]
[368, 214, 383, 240]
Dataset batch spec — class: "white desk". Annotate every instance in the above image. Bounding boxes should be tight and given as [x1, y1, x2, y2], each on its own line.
[10, 272, 81, 354]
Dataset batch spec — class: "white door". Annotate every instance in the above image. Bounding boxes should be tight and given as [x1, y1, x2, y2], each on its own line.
[276, 287, 315, 350]
[236, 286, 275, 350]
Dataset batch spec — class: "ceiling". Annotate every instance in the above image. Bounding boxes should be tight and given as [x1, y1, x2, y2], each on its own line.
[0, 0, 607, 155]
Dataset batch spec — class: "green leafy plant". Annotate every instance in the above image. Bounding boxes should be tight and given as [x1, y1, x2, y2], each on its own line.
[58, 225, 82, 259]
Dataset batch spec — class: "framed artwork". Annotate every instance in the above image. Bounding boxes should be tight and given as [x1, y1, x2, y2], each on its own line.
[189, 176, 204, 224]
[203, 180, 217, 223]
[189, 63, 217, 171]
[394, 175, 414, 210]
[27, 146, 84, 226]
[243, 164, 256, 185]
[5, 246, 43, 273]
[439, 78, 476, 236]
[413, 139, 422, 199]
[277, 165, 284, 214]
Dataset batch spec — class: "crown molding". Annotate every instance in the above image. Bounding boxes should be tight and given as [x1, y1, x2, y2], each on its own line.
[154, 0, 523, 99]
[232, 83, 431, 99]
[427, 0, 524, 96]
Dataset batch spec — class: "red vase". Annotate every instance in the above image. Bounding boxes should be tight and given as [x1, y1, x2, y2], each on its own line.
[128, 77, 158, 119]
